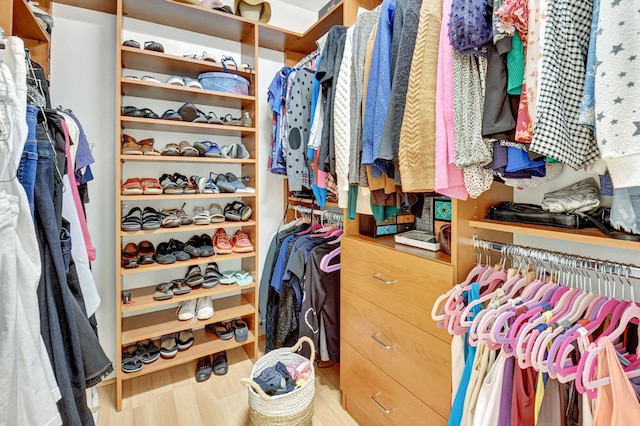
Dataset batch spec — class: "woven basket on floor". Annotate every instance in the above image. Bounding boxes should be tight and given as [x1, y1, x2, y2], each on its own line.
[240, 337, 316, 426]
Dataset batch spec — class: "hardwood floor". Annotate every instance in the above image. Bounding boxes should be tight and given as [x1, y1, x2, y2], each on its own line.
[97, 345, 358, 425]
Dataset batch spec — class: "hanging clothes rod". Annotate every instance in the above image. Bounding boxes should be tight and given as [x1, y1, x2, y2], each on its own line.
[289, 204, 343, 223]
[473, 235, 640, 280]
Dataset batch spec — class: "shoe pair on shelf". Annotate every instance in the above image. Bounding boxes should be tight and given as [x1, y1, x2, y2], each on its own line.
[121, 205, 193, 231]
[121, 134, 160, 155]
[214, 229, 254, 254]
[196, 351, 228, 382]
[122, 40, 164, 52]
[193, 203, 225, 225]
[189, 172, 254, 194]
[205, 319, 248, 342]
[160, 173, 197, 194]
[176, 296, 213, 321]
[166, 75, 203, 89]
[121, 177, 163, 195]
[122, 339, 160, 373]
[160, 330, 194, 359]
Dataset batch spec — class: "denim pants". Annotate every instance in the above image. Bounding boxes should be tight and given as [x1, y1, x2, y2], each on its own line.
[17, 105, 38, 217]
[611, 186, 640, 234]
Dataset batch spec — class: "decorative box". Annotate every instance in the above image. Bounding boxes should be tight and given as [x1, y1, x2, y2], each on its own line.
[433, 196, 452, 222]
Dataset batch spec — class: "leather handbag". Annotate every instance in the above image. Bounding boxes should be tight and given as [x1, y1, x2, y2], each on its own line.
[487, 202, 594, 229]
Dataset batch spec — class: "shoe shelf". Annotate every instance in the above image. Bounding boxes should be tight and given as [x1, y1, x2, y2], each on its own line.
[122, 282, 257, 314]
[120, 193, 257, 201]
[12, 0, 50, 42]
[120, 328, 256, 380]
[121, 79, 255, 109]
[120, 116, 255, 136]
[470, 219, 640, 251]
[120, 155, 256, 164]
[120, 220, 257, 237]
[121, 251, 256, 275]
[121, 294, 254, 345]
[121, 47, 254, 81]
[287, 196, 340, 208]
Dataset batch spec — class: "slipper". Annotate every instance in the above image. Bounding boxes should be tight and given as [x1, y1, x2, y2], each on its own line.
[153, 282, 174, 301]
[177, 102, 198, 122]
[144, 41, 164, 53]
[209, 203, 225, 223]
[121, 242, 139, 268]
[138, 138, 161, 156]
[207, 322, 234, 340]
[121, 207, 142, 232]
[121, 134, 143, 155]
[231, 319, 248, 342]
[161, 143, 180, 156]
[185, 265, 204, 287]
[121, 177, 143, 195]
[122, 345, 143, 372]
[161, 109, 183, 121]
[178, 140, 199, 157]
[233, 270, 253, 286]
[212, 351, 228, 375]
[203, 262, 223, 288]
[122, 40, 140, 48]
[137, 240, 156, 264]
[142, 207, 162, 230]
[176, 330, 194, 351]
[224, 201, 252, 222]
[196, 356, 212, 382]
[193, 206, 211, 225]
[122, 106, 144, 117]
[171, 279, 192, 295]
[160, 334, 178, 359]
[141, 177, 163, 195]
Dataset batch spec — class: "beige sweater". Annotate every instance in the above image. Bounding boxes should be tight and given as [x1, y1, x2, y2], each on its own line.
[398, 0, 442, 192]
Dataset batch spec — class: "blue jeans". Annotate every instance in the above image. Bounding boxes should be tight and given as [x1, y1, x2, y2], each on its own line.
[611, 186, 640, 234]
[17, 105, 39, 217]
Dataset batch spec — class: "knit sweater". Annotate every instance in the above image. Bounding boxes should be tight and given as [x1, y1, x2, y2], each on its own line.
[378, 0, 422, 186]
[362, 0, 396, 175]
[348, 7, 380, 185]
[398, 0, 442, 192]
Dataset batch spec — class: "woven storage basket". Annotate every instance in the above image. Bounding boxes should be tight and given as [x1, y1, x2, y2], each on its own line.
[240, 337, 316, 426]
[198, 71, 250, 95]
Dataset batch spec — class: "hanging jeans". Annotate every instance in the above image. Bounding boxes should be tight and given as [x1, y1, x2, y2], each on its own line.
[18, 105, 39, 217]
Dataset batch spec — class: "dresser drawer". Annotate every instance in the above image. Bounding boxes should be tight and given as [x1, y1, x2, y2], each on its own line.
[341, 236, 452, 339]
[341, 342, 447, 426]
[341, 289, 451, 418]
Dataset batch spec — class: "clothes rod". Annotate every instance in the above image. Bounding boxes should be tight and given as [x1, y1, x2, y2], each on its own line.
[473, 235, 640, 280]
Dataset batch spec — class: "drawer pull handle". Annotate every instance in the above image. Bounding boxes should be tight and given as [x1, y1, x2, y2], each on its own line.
[372, 273, 396, 285]
[372, 333, 395, 349]
[371, 392, 394, 414]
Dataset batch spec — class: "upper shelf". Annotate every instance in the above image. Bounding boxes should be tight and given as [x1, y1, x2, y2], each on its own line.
[13, 0, 50, 42]
[53, 0, 345, 53]
[470, 219, 640, 251]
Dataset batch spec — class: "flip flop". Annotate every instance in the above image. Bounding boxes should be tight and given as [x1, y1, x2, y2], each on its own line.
[233, 270, 253, 286]
[153, 282, 174, 301]
[171, 279, 192, 295]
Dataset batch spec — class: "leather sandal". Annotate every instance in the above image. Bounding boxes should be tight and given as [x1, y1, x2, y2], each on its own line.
[138, 138, 160, 156]
[121, 134, 143, 155]
[121, 242, 139, 268]
[141, 177, 163, 195]
[121, 177, 143, 195]
[178, 140, 199, 157]
[137, 241, 156, 264]
[160, 143, 180, 156]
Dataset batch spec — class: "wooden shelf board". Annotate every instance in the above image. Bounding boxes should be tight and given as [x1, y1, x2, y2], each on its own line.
[14, 0, 50, 42]
[120, 220, 256, 237]
[120, 155, 255, 164]
[120, 116, 256, 136]
[287, 197, 340, 208]
[258, 1, 344, 53]
[121, 46, 253, 80]
[120, 328, 256, 380]
[121, 252, 256, 275]
[122, 282, 256, 314]
[53, 0, 116, 14]
[120, 193, 256, 201]
[469, 219, 640, 250]
[121, 79, 255, 109]
[122, 0, 255, 40]
[121, 294, 254, 344]
[346, 234, 453, 265]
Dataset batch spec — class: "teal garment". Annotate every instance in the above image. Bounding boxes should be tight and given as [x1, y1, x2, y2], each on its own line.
[448, 282, 482, 426]
[347, 185, 358, 220]
[506, 32, 524, 95]
[370, 202, 400, 222]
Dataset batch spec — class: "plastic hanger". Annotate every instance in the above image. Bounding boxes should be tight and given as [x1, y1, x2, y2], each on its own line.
[319, 246, 340, 273]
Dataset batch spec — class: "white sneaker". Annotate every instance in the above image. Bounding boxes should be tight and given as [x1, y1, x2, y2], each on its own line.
[166, 75, 186, 86]
[196, 296, 214, 320]
[184, 77, 203, 90]
[177, 299, 197, 321]
[141, 75, 162, 84]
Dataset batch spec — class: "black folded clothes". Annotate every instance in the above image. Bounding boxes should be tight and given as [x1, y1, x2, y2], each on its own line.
[253, 361, 296, 396]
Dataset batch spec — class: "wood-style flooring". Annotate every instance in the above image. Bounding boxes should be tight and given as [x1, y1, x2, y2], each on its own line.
[97, 345, 358, 425]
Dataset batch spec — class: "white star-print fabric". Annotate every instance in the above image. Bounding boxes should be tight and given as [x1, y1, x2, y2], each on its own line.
[530, 0, 600, 170]
[594, 1, 640, 188]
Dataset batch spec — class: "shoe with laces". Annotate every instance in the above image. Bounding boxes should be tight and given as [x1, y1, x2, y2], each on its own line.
[184, 77, 203, 89]
[177, 299, 197, 321]
[213, 229, 233, 254]
[231, 230, 254, 253]
[196, 296, 214, 320]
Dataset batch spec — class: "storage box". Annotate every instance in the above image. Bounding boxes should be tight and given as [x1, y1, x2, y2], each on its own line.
[394, 230, 441, 251]
[359, 214, 415, 238]
[318, 0, 340, 19]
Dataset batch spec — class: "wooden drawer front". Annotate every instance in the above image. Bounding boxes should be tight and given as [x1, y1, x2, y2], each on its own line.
[341, 237, 452, 338]
[341, 342, 447, 426]
[341, 289, 451, 418]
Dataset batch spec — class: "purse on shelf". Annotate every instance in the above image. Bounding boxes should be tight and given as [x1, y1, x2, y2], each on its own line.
[487, 202, 594, 229]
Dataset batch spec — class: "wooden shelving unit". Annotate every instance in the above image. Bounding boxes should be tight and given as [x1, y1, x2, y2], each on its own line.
[120, 155, 256, 164]
[2, 0, 51, 75]
[120, 220, 256, 236]
[120, 193, 257, 201]
[120, 116, 256, 135]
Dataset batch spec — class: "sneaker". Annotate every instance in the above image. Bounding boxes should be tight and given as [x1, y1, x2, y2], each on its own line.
[176, 329, 194, 351]
[196, 296, 214, 320]
[231, 230, 254, 253]
[184, 77, 203, 89]
[213, 229, 233, 254]
[177, 299, 197, 321]
[166, 75, 186, 86]
[196, 356, 212, 382]
[160, 334, 178, 359]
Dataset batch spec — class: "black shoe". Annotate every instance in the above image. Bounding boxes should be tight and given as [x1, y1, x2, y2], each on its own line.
[196, 356, 212, 382]
[213, 351, 228, 376]
[168, 238, 191, 261]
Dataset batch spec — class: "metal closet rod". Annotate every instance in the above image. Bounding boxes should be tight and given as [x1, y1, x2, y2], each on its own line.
[473, 235, 640, 280]
[289, 204, 343, 222]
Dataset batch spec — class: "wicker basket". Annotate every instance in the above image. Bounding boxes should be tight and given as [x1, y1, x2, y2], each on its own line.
[240, 337, 316, 426]
[198, 71, 250, 95]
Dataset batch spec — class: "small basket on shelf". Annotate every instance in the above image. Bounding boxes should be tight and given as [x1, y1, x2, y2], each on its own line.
[240, 337, 316, 426]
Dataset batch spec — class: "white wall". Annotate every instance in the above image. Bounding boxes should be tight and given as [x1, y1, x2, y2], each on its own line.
[50, 2, 316, 377]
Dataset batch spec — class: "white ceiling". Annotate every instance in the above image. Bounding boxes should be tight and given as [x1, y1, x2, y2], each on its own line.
[277, 0, 327, 12]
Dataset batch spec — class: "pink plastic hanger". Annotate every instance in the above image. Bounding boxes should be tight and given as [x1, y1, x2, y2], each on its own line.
[319, 246, 340, 273]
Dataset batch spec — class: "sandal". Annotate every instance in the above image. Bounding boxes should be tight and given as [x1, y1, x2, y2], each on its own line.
[137, 241, 156, 264]
[173, 173, 197, 194]
[138, 108, 160, 119]
[138, 138, 160, 156]
[137, 340, 161, 364]
[231, 319, 248, 342]
[212, 351, 228, 376]
[212, 173, 236, 193]
[142, 207, 162, 230]
[199, 233, 215, 257]
[168, 238, 191, 261]
[175, 203, 193, 225]
[171, 279, 192, 295]
[224, 201, 253, 221]
[121, 177, 143, 195]
[122, 40, 140, 48]
[160, 173, 183, 194]
[121, 207, 142, 232]
[144, 41, 164, 52]
[122, 345, 143, 373]
[122, 106, 144, 117]
[161, 143, 180, 156]
[192, 110, 209, 124]
[203, 262, 223, 288]
[194, 140, 220, 157]
[193, 206, 211, 225]
[141, 177, 163, 195]
[153, 282, 174, 301]
[206, 321, 233, 340]
[177, 330, 194, 351]
[121, 242, 139, 268]
[141, 75, 162, 84]
[221, 142, 250, 159]
[206, 112, 224, 125]
[160, 334, 178, 359]
[221, 113, 242, 126]
[233, 270, 254, 286]
[160, 208, 181, 228]
[178, 140, 199, 157]
[161, 109, 182, 121]
[200, 173, 220, 194]
[185, 265, 204, 287]
[121, 134, 143, 155]
[209, 203, 225, 223]
[225, 172, 254, 193]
